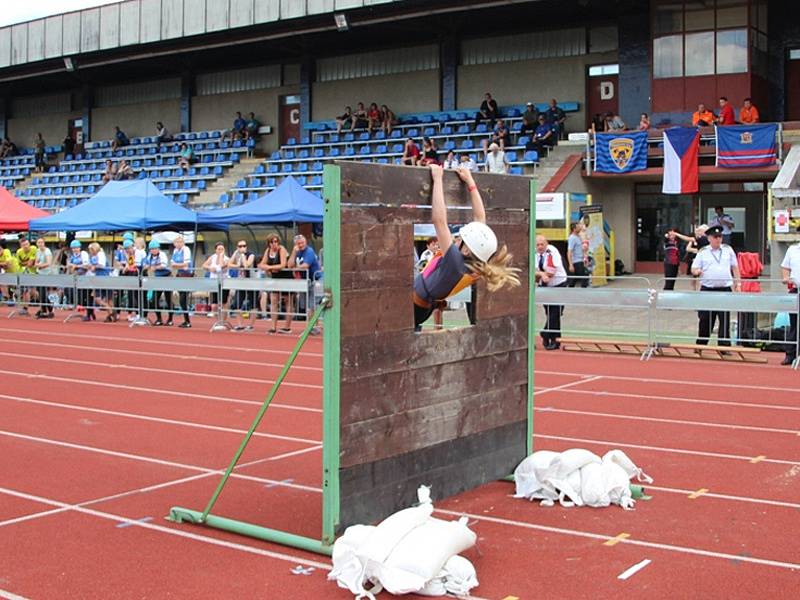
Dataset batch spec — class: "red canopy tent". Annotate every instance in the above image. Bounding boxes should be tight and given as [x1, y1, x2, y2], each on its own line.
[0, 186, 48, 231]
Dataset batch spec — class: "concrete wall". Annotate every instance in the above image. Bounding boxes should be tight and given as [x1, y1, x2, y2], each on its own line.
[312, 69, 440, 120]
[192, 85, 298, 153]
[457, 51, 618, 133]
[91, 99, 181, 141]
[7, 111, 80, 148]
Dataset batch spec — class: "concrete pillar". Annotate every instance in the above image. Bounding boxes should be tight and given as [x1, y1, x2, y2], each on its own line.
[180, 71, 193, 133]
[0, 97, 7, 140]
[617, 11, 651, 126]
[81, 84, 92, 142]
[440, 35, 458, 112]
[300, 58, 315, 129]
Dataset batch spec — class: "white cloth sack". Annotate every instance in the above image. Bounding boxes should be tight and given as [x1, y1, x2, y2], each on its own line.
[513, 450, 559, 501]
[416, 555, 479, 597]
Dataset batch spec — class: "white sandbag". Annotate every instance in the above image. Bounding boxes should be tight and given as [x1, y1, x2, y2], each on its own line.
[578, 462, 610, 508]
[416, 555, 479, 597]
[513, 450, 559, 500]
[329, 525, 382, 596]
[602, 450, 653, 484]
[538, 448, 601, 507]
[602, 461, 636, 510]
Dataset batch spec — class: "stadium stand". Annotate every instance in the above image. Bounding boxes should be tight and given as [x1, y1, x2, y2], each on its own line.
[0, 155, 35, 190]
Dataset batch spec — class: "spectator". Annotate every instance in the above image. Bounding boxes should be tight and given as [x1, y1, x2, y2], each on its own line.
[442, 150, 459, 170]
[416, 237, 439, 271]
[0, 138, 10, 159]
[101, 159, 117, 184]
[232, 112, 246, 140]
[545, 98, 567, 138]
[535, 234, 567, 350]
[691, 226, 740, 348]
[605, 112, 626, 132]
[33, 238, 55, 319]
[739, 97, 760, 124]
[0, 240, 19, 302]
[155, 121, 172, 143]
[380, 104, 397, 135]
[708, 206, 735, 246]
[258, 233, 292, 334]
[780, 238, 800, 366]
[178, 143, 194, 169]
[567, 222, 588, 288]
[351, 102, 369, 130]
[459, 153, 477, 172]
[336, 106, 353, 133]
[66, 240, 92, 318]
[532, 114, 557, 155]
[520, 102, 539, 136]
[638, 113, 651, 131]
[116, 238, 143, 321]
[170, 235, 193, 328]
[483, 119, 508, 152]
[227, 239, 256, 331]
[114, 159, 134, 181]
[418, 137, 440, 166]
[692, 103, 716, 127]
[63, 132, 76, 157]
[111, 126, 129, 151]
[367, 102, 381, 135]
[87, 242, 114, 322]
[141, 240, 172, 326]
[676, 225, 709, 289]
[34, 133, 46, 173]
[484, 142, 508, 174]
[401, 137, 420, 166]
[15, 235, 37, 313]
[288, 234, 321, 334]
[474, 93, 499, 128]
[244, 112, 260, 140]
[203, 242, 229, 317]
[662, 229, 681, 290]
[717, 96, 736, 126]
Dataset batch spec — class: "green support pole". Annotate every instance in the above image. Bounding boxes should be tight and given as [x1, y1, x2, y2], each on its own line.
[196, 297, 328, 522]
[321, 164, 342, 545]
[527, 177, 537, 455]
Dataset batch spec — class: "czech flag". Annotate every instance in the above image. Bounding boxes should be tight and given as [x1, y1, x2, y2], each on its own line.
[662, 127, 699, 194]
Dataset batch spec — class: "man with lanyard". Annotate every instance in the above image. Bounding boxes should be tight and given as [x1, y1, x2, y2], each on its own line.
[691, 226, 740, 348]
[66, 240, 90, 313]
[227, 239, 256, 331]
[288, 235, 321, 335]
[534, 234, 567, 350]
[171, 235, 193, 328]
[780, 236, 800, 367]
[708, 206, 735, 246]
[141, 240, 172, 326]
[545, 98, 567, 139]
[566, 222, 588, 288]
[15, 235, 37, 314]
[116, 236, 144, 321]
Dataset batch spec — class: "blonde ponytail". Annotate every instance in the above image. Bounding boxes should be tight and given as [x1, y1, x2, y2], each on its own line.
[467, 244, 521, 292]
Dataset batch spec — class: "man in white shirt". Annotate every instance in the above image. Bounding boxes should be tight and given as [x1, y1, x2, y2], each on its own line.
[708, 206, 735, 246]
[691, 226, 740, 347]
[780, 240, 800, 366]
[535, 234, 567, 350]
[484, 142, 508, 174]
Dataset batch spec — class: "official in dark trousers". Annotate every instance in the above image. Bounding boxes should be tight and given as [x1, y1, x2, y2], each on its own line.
[535, 234, 567, 350]
[691, 226, 740, 346]
[780, 240, 800, 366]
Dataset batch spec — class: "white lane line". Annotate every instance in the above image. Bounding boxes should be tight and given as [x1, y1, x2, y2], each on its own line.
[0, 430, 323, 493]
[0, 326, 323, 357]
[0, 589, 30, 600]
[646, 485, 800, 510]
[1, 371, 323, 414]
[535, 407, 800, 436]
[537, 369, 797, 394]
[5, 352, 323, 390]
[0, 393, 321, 445]
[0, 486, 332, 571]
[0, 336, 323, 372]
[535, 375, 602, 396]
[435, 509, 800, 571]
[617, 559, 651, 580]
[537, 434, 800, 466]
[551, 387, 800, 413]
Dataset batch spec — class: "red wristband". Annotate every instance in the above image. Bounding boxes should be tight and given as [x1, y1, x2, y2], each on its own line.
[468, 184, 477, 192]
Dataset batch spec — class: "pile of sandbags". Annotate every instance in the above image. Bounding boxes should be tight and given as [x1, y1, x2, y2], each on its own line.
[514, 448, 652, 510]
[328, 486, 479, 599]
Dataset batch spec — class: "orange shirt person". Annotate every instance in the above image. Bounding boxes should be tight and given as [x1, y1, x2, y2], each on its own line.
[692, 103, 716, 127]
[739, 98, 760, 124]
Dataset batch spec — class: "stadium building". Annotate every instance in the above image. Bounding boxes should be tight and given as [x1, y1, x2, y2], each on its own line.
[0, 0, 798, 272]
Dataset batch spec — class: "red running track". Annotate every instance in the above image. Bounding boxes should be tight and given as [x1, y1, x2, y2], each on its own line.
[0, 313, 798, 599]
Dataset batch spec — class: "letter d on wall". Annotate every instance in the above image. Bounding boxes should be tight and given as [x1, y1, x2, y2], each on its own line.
[600, 81, 614, 101]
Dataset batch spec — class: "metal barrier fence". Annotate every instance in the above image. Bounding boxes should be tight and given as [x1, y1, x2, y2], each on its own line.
[0, 268, 318, 333]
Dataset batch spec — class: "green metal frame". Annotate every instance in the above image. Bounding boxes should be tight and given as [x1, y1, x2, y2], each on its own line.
[167, 164, 535, 553]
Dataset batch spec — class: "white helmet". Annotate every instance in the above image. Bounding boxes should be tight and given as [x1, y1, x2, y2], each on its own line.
[458, 222, 497, 262]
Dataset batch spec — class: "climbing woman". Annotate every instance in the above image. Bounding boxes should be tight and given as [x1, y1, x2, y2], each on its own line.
[413, 164, 520, 330]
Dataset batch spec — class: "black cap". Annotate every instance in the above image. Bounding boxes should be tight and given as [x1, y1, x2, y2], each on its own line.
[706, 226, 724, 236]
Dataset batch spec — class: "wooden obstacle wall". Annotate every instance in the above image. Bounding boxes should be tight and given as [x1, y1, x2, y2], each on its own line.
[327, 162, 533, 530]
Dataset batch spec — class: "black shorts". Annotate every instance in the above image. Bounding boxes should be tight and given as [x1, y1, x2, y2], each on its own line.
[414, 303, 434, 329]
[231, 290, 256, 311]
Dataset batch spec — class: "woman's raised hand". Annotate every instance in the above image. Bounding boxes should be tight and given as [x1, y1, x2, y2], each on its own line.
[430, 164, 444, 179]
[456, 167, 474, 184]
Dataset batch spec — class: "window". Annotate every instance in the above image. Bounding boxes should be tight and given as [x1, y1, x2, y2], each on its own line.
[588, 64, 619, 77]
[652, 0, 751, 79]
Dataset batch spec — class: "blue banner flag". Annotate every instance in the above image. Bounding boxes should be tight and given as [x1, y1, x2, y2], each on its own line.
[594, 131, 649, 173]
[716, 123, 777, 168]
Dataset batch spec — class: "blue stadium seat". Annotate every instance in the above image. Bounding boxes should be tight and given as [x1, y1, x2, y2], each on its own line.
[505, 151, 517, 162]
[313, 148, 324, 158]
[376, 145, 388, 154]
[407, 128, 419, 137]
[311, 161, 323, 171]
[268, 164, 279, 173]
[248, 191, 259, 200]
[281, 164, 292, 173]
[454, 112, 467, 120]
[298, 149, 310, 158]
[199, 131, 209, 140]
[178, 194, 189, 205]
[509, 166, 523, 175]
[460, 139, 474, 149]
[166, 157, 177, 166]
[419, 114, 434, 124]
[475, 124, 488, 133]
[287, 137, 297, 145]
[518, 136, 530, 146]
[87, 185, 96, 194]
[213, 166, 223, 176]
[441, 126, 453, 135]
[344, 147, 355, 156]
[343, 133, 354, 142]
[298, 163, 309, 172]
[197, 180, 207, 190]
[295, 176, 307, 185]
[390, 130, 402, 139]
[138, 171, 147, 180]
[35, 200, 45, 208]
[523, 150, 539, 162]
[329, 134, 340, 143]
[358, 132, 370, 141]
[374, 131, 386, 140]
[506, 108, 521, 118]
[310, 176, 323, 185]
[443, 141, 456, 151]
[329, 148, 341, 157]
[457, 125, 471, 134]
[377, 158, 389, 164]
[266, 177, 276, 187]
[170, 180, 180, 190]
[57, 198, 67, 208]
[68, 198, 78, 208]
[511, 122, 523, 132]
[392, 143, 403, 153]
[423, 127, 435, 137]
[157, 182, 166, 190]
[45, 199, 55, 209]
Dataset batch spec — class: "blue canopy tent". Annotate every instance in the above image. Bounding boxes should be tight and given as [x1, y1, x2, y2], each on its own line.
[197, 176, 323, 226]
[28, 180, 201, 231]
